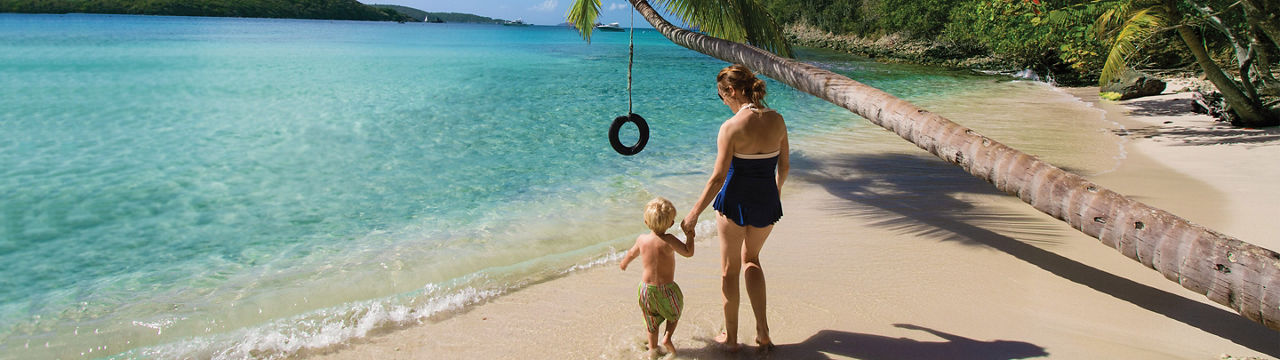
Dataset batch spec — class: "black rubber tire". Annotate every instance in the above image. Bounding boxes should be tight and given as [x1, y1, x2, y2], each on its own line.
[609, 113, 649, 156]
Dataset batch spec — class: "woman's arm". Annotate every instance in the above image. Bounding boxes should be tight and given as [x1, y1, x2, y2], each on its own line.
[682, 122, 734, 235]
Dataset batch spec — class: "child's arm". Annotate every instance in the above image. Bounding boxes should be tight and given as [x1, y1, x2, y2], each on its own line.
[619, 240, 640, 271]
[662, 234, 695, 258]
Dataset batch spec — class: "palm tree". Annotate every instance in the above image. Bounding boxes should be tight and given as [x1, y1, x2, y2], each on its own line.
[569, 0, 1280, 331]
[1091, 0, 1278, 127]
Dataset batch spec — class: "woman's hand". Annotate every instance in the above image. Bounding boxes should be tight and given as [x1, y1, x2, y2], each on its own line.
[681, 214, 698, 239]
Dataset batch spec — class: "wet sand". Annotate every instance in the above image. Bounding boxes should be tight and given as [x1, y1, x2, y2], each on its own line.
[309, 87, 1280, 359]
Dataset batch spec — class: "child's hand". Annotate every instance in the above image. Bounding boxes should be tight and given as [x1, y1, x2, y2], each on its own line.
[681, 215, 697, 236]
[620, 242, 639, 271]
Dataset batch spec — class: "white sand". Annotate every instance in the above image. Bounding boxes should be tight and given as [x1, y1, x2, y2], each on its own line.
[309, 89, 1280, 359]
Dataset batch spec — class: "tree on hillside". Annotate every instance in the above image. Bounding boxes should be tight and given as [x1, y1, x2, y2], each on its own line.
[567, 0, 1280, 331]
[1051, 0, 1280, 127]
[1240, 0, 1279, 51]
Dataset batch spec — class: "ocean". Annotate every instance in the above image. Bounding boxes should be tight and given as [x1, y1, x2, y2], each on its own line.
[0, 13, 1122, 359]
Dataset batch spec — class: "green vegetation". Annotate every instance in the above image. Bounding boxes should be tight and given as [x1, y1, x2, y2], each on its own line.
[764, 0, 957, 39]
[761, 0, 1278, 125]
[763, 0, 1113, 82]
[0, 0, 417, 22]
[367, 5, 502, 24]
[421, 11, 505, 24]
[370, 4, 428, 21]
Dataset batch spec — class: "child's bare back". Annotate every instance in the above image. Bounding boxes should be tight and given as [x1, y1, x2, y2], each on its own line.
[624, 232, 689, 285]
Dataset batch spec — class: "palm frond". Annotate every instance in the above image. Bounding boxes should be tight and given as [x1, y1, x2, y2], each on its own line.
[1095, 7, 1121, 38]
[1041, 0, 1128, 28]
[566, 0, 602, 42]
[650, 0, 792, 57]
[1094, 0, 1146, 38]
[733, 0, 793, 57]
[566, 0, 792, 57]
[1099, 7, 1163, 85]
[653, 0, 739, 42]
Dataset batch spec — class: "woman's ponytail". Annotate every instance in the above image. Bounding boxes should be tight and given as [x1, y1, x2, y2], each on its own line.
[750, 77, 768, 107]
[717, 64, 768, 107]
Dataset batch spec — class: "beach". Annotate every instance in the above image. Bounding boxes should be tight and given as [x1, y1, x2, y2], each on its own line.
[5, 15, 1278, 359]
[310, 88, 1280, 359]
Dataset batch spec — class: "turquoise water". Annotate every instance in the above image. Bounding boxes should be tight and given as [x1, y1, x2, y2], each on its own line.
[0, 14, 1117, 359]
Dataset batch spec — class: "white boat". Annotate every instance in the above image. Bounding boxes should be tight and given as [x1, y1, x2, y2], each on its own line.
[503, 19, 530, 26]
[595, 22, 624, 32]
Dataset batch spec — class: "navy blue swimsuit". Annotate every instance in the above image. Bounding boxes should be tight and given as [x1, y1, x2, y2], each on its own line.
[712, 151, 782, 227]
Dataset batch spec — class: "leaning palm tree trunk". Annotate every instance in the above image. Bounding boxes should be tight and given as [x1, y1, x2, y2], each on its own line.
[623, 0, 1280, 330]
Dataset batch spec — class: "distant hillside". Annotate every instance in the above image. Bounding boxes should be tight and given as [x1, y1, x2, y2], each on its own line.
[0, 0, 418, 22]
[370, 4, 427, 21]
[427, 11, 505, 24]
[365, 5, 505, 24]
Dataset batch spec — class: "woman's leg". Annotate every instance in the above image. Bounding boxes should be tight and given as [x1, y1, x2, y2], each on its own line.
[716, 214, 746, 350]
[743, 224, 774, 346]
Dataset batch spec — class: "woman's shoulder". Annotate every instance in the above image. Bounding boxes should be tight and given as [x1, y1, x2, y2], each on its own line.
[760, 108, 784, 121]
[747, 108, 785, 127]
[721, 111, 749, 129]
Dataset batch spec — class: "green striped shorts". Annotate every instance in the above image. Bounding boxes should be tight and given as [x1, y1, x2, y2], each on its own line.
[637, 282, 683, 333]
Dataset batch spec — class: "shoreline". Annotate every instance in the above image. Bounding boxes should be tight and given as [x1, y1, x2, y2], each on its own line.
[305, 86, 1280, 358]
[785, 23, 1011, 72]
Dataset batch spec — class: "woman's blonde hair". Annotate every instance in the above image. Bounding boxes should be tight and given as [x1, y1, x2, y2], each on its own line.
[643, 197, 676, 233]
[717, 64, 767, 107]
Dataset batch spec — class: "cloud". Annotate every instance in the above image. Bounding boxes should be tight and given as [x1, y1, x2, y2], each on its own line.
[607, 2, 629, 11]
[531, 0, 558, 12]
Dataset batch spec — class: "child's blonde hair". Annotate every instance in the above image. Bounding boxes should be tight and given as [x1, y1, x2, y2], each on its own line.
[643, 197, 676, 233]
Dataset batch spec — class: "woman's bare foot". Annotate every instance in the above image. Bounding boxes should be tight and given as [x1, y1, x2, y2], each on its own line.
[755, 337, 776, 353]
[715, 332, 740, 352]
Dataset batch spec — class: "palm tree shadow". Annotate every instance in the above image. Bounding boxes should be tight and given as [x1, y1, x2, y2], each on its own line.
[673, 325, 1046, 360]
[788, 151, 1280, 356]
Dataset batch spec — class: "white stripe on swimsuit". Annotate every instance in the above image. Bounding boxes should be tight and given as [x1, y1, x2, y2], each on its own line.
[734, 150, 780, 159]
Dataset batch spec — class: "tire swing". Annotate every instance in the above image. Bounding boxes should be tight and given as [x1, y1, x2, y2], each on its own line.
[608, 13, 648, 156]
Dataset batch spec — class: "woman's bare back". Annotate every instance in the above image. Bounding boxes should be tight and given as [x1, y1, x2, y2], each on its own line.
[727, 108, 786, 155]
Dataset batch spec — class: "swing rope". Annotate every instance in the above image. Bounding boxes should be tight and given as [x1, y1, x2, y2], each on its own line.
[608, 10, 648, 156]
[627, 9, 634, 116]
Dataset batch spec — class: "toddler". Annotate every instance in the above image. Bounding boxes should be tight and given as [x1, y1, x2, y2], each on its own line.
[620, 197, 695, 355]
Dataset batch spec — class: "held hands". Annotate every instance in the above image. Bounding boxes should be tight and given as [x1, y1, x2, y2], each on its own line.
[681, 214, 697, 240]
[679, 214, 698, 257]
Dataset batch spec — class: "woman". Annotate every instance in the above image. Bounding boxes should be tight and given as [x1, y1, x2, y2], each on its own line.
[681, 64, 789, 352]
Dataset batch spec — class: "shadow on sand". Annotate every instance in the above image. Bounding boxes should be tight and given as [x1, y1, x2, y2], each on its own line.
[671, 324, 1045, 360]
[1115, 96, 1280, 145]
[1122, 96, 1200, 117]
[783, 151, 1280, 357]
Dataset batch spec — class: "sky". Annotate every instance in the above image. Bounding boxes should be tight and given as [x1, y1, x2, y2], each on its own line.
[362, 0, 660, 26]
